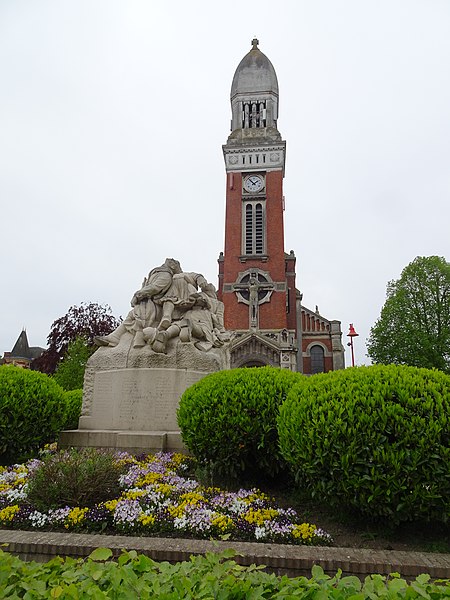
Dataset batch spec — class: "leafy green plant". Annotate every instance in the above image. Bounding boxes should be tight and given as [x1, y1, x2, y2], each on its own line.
[177, 366, 303, 481]
[278, 364, 450, 523]
[62, 388, 83, 430]
[367, 256, 450, 372]
[26, 447, 127, 510]
[53, 336, 96, 391]
[1, 549, 449, 599]
[0, 365, 66, 465]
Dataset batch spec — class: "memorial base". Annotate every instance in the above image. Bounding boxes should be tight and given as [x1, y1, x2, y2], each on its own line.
[59, 429, 187, 454]
[59, 336, 229, 456]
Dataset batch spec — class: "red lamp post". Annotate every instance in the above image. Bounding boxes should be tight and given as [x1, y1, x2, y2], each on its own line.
[347, 323, 359, 367]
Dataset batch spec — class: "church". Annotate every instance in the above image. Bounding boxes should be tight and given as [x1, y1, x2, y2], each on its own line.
[218, 39, 345, 374]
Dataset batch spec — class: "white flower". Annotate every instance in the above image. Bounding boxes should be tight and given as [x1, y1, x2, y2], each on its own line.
[28, 511, 49, 528]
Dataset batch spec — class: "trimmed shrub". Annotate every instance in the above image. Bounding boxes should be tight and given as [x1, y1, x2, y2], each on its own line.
[63, 389, 83, 430]
[26, 447, 127, 510]
[278, 365, 450, 523]
[177, 367, 304, 481]
[0, 365, 66, 465]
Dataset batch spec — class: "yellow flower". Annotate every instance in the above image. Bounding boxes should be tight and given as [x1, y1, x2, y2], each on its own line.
[212, 514, 234, 532]
[292, 523, 317, 541]
[65, 507, 88, 528]
[167, 492, 206, 519]
[243, 508, 279, 526]
[169, 453, 188, 468]
[180, 492, 205, 505]
[203, 486, 222, 495]
[154, 483, 174, 496]
[0, 505, 20, 523]
[242, 491, 271, 504]
[135, 472, 162, 487]
[104, 500, 118, 512]
[168, 504, 185, 518]
[122, 490, 146, 501]
[139, 514, 156, 527]
[115, 456, 137, 468]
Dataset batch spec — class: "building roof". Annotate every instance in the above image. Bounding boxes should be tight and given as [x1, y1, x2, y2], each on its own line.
[8, 330, 45, 360]
[231, 38, 279, 100]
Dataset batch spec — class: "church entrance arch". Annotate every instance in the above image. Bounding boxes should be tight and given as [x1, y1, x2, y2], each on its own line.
[238, 359, 269, 368]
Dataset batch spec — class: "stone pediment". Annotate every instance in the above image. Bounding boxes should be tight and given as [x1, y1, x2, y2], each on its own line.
[230, 331, 285, 368]
[233, 331, 281, 351]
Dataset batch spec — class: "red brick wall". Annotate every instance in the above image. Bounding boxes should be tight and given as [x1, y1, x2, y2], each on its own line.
[220, 168, 292, 332]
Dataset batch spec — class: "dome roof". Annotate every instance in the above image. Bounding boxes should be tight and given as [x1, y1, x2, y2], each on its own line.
[231, 39, 279, 99]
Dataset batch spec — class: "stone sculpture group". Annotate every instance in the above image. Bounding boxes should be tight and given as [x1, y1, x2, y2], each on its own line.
[95, 258, 231, 354]
[60, 258, 231, 453]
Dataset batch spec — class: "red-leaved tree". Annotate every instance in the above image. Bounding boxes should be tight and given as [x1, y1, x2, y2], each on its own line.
[31, 303, 121, 374]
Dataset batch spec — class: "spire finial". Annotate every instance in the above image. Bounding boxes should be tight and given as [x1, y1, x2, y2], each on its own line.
[251, 37, 259, 49]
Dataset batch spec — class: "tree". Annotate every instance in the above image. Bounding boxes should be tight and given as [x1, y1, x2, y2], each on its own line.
[52, 336, 96, 391]
[31, 303, 121, 374]
[367, 256, 450, 372]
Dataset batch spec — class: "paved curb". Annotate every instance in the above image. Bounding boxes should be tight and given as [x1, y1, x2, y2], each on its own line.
[1, 530, 449, 579]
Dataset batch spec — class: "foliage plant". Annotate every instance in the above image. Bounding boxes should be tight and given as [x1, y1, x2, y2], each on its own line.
[32, 302, 121, 374]
[278, 364, 450, 524]
[62, 389, 83, 430]
[367, 255, 450, 372]
[1, 549, 449, 600]
[26, 447, 127, 511]
[0, 366, 66, 465]
[53, 337, 96, 391]
[0, 451, 331, 545]
[177, 367, 303, 481]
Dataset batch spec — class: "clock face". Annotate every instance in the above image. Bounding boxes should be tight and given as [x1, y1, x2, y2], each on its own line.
[244, 174, 264, 193]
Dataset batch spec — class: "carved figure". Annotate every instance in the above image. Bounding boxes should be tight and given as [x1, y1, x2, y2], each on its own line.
[95, 260, 229, 355]
[95, 258, 182, 348]
[152, 283, 231, 353]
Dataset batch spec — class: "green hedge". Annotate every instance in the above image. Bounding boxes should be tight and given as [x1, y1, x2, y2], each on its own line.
[177, 367, 303, 480]
[278, 365, 450, 523]
[1, 549, 449, 599]
[62, 389, 82, 430]
[0, 366, 66, 465]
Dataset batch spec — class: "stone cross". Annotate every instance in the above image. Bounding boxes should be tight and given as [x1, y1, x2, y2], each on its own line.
[233, 275, 273, 329]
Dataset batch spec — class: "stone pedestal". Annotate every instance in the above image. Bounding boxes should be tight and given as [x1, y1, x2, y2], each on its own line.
[59, 332, 229, 453]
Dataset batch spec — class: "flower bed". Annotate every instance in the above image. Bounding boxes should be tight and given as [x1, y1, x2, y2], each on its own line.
[0, 451, 332, 546]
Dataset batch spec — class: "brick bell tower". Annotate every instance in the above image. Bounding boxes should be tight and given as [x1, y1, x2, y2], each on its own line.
[218, 38, 300, 370]
[218, 39, 345, 373]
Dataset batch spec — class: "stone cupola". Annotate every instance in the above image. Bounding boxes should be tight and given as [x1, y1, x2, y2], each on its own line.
[229, 38, 280, 137]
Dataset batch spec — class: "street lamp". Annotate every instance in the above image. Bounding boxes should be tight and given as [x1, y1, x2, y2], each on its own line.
[347, 323, 359, 367]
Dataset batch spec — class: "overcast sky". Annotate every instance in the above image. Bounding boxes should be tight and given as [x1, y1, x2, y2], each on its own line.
[1, 0, 449, 367]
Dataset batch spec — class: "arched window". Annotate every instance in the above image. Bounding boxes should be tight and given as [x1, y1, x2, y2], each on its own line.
[244, 201, 265, 255]
[245, 204, 253, 254]
[310, 345, 325, 374]
[255, 203, 263, 254]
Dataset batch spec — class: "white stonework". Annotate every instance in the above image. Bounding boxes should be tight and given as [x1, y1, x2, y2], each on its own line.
[223, 144, 286, 173]
[59, 259, 231, 454]
[79, 368, 206, 431]
[60, 333, 229, 453]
